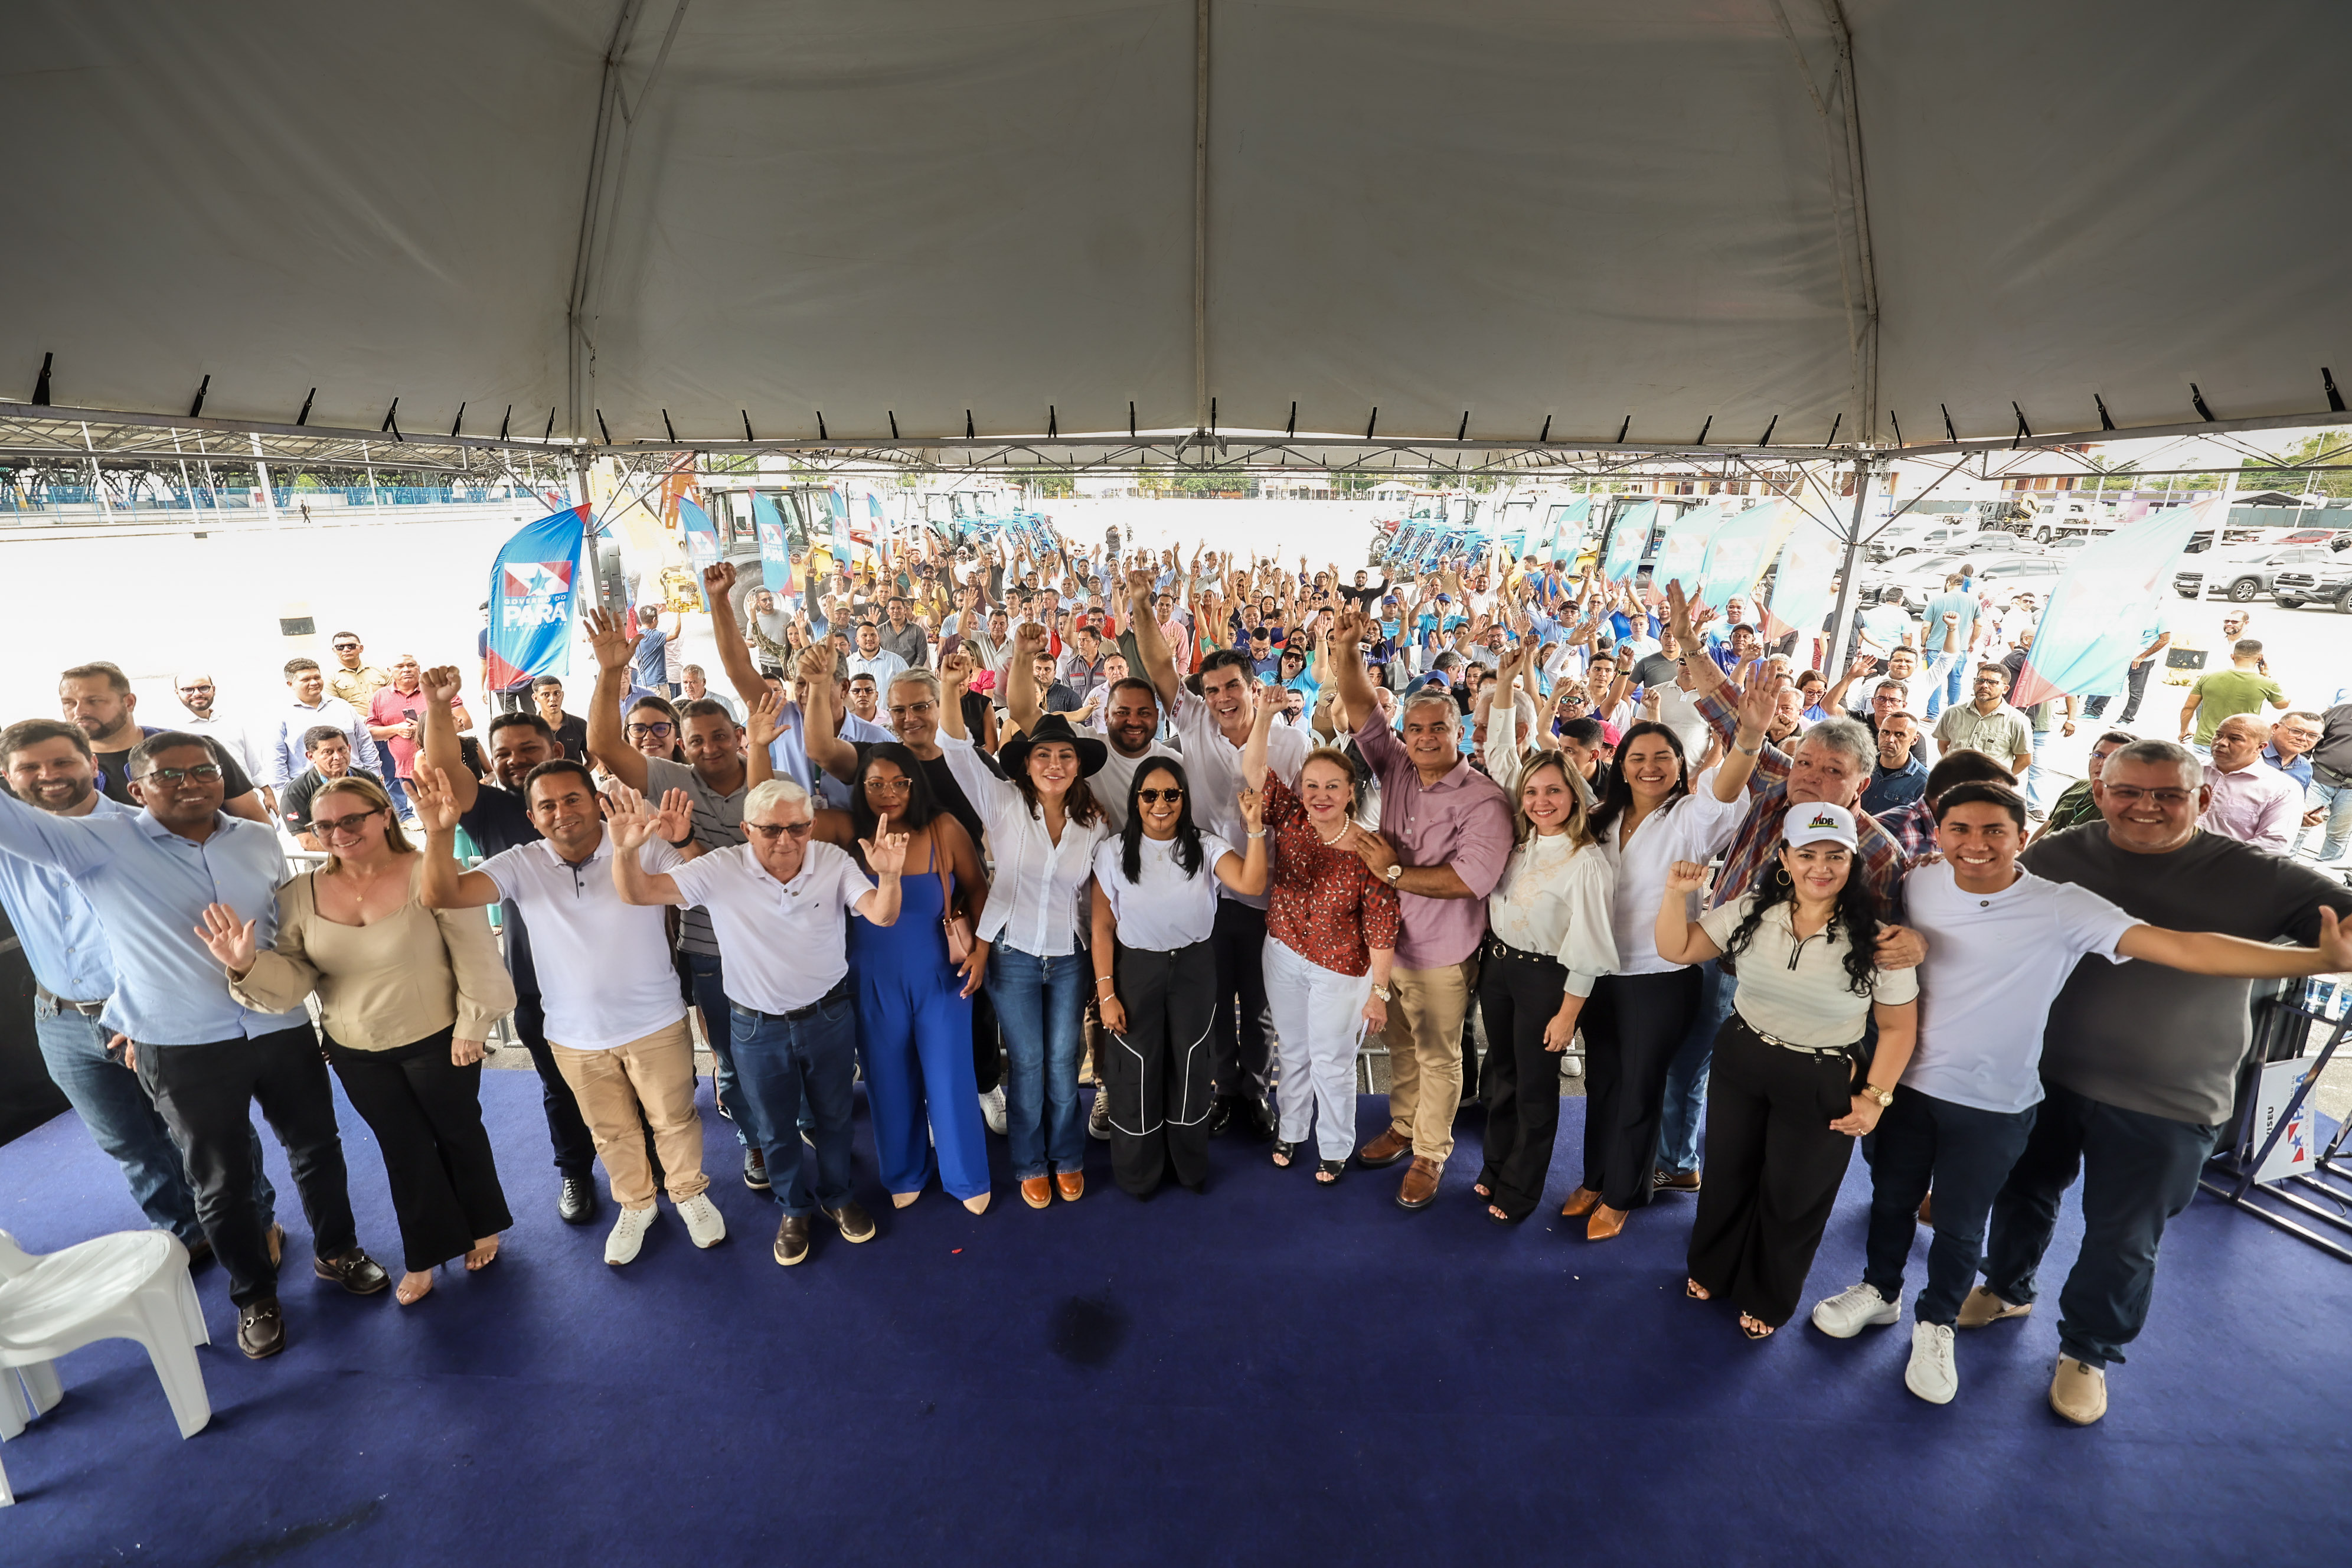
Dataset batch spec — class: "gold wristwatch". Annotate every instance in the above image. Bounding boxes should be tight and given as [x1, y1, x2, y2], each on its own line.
[1860, 1083, 1895, 1109]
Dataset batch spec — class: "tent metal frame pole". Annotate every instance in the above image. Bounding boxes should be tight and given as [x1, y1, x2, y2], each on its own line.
[248, 432, 280, 527]
[1823, 453, 1874, 669]
[1191, 0, 1210, 436]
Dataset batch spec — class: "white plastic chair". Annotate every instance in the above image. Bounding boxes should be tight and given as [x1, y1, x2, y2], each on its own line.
[0, 1230, 211, 1505]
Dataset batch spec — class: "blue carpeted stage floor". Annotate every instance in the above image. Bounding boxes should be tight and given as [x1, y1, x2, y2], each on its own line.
[2, 1068, 2346, 1566]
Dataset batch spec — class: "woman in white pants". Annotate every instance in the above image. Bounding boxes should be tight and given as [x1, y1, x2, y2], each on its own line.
[1241, 687, 1402, 1183]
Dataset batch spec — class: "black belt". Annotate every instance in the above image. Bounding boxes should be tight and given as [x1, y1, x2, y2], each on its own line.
[35, 984, 107, 1018]
[1486, 934, 1562, 970]
[738, 976, 851, 1024]
[2315, 762, 2351, 790]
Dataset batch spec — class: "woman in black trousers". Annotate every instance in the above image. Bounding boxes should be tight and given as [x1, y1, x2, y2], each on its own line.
[1652, 802, 1918, 1339]
[1089, 759, 1267, 1195]
[204, 774, 517, 1306]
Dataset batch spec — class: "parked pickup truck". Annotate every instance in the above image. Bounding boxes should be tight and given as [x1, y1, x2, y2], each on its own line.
[2270, 560, 2352, 612]
[2175, 544, 2335, 603]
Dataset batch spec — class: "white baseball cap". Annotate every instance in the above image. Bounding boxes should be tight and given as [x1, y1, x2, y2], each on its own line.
[1784, 801, 1858, 851]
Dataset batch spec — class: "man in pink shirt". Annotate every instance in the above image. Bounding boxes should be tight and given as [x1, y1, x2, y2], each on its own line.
[2200, 714, 2299, 855]
[367, 654, 472, 821]
[1331, 610, 1515, 1210]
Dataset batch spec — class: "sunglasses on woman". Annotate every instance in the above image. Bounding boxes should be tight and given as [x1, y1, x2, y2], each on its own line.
[1136, 787, 1184, 803]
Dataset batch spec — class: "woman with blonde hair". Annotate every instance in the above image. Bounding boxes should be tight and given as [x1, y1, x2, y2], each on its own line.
[1474, 656, 1618, 1222]
[199, 772, 515, 1305]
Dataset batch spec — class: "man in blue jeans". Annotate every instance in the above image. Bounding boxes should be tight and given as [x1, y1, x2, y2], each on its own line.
[0, 718, 276, 1260]
[610, 777, 904, 1267]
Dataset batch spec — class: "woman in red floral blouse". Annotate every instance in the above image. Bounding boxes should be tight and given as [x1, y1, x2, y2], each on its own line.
[1241, 687, 1400, 1183]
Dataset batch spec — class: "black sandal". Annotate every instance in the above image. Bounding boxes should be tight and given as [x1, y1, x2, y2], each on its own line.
[1272, 1140, 1299, 1169]
[1314, 1159, 1344, 1185]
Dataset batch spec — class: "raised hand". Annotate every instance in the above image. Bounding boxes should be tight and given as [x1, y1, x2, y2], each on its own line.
[703, 561, 738, 602]
[1664, 860, 1713, 896]
[798, 643, 838, 685]
[651, 788, 695, 847]
[1734, 661, 1788, 734]
[1014, 622, 1048, 658]
[1847, 651, 1876, 680]
[408, 764, 463, 834]
[605, 782, 657, 850]
[423, 664, 465, 706]
[195, 902, 260, 975]
[746, 688, 783, 747]
[583, 606, 636, 672]
[939, 647, 975, 695]
[1237, 784, 1264, 834]
[862, 811, 910, 876]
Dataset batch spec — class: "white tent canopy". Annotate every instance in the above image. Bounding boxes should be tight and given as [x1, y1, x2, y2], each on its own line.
[6, 0, 2348, 452]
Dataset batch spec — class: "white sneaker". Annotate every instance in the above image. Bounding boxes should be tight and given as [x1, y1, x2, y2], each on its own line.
[678, 1193, 727, 1249]
[1811, 1280, 1902, 1338]
[605, 1204, 657, 1266]
[1905, 1319, 1958, 1404]
[979, 1084, 1008, 1135]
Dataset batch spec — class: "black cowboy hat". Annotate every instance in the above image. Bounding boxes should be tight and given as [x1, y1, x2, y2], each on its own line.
[997, 712, 1109, 779]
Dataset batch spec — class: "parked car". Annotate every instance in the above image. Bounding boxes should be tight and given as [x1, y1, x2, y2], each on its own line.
[2174, 544, 2334, 602]
[2270, 561, 2352, 612]
[1954, 531, 2047, 557]
[1971, 557, 2067, 599]
[1867, 520, 1979, 561]
[1863, 551, 1969, 610]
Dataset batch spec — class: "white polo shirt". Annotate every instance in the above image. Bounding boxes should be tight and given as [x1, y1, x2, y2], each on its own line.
[1900, 861, 2138, 1114]
[478, 829, 684, 1051]
[661, 841, 875, 1014]
[1171, 688, 1306, 911]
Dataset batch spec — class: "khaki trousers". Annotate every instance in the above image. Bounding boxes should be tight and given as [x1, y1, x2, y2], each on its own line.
[550, 1019, 707, 1208]
[1382, 958, 1478, 1164]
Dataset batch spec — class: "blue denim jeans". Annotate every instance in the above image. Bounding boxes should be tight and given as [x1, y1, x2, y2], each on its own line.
[35, 1002, 275, 1243]
[685, 952, 749, 1148]
[729, 995, 858, 1217]
[2299, 775, 2352, 864]
[381, 773, 414, 822]
[1924, 652, 1966, 720]
[1657, 961, 1734, 1177]
[985, 944, 1089, 1181]
[2024, 729, 2062, 813]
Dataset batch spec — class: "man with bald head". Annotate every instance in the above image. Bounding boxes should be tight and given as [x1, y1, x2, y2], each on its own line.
[367, 653, 472, 823]
[175, 670, 274, 812]
[2198, 713, 2300, 854]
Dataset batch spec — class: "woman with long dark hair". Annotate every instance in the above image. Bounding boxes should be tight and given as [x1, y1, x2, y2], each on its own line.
[1563, 712, 1758, 1240]
[1087, 756, 1266, 1195]
[815, 743, 994, 1213]
[1654, 803, 1918, 1339]
[939, 651, 1109, 1208]
[623, 694, 688, 765]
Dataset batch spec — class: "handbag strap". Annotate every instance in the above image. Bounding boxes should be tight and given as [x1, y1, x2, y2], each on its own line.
[931, 821, 955, 916]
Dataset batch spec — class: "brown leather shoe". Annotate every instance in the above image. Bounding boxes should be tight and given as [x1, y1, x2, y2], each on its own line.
[1653, 1168, 1701, 1194]
[313, 1248, 390, 1295]
[1055, 1171, 1085, 1202]
[1558, 1185, 1603, 1219]
[1358, 1128, 1413, 1168]
[1395, 1156, 1443, 1210]
[1020, 1176, 1053, 1209]
[1586, 1204, 1628, 1240]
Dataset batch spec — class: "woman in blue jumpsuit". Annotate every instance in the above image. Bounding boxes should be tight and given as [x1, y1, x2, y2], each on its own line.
[831, 744, 994, 1213]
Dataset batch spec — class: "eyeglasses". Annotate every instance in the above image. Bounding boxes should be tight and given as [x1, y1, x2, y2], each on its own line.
[2100, 785, 2194, 808]
[1136, 787, 1184, 803]
[625, 722, 676, 740]
[140, 763, 222, 785]
[887, 700, 937, 718]
[178, 682, 214, 692]
[311, 806, 383, 839]
[865, 776, 912, 792]
[747, 819, 816, 841]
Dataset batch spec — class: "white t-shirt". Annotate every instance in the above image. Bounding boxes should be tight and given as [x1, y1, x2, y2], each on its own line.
[662, 841, 876, 1014]
[478, 830, 685, 1051]
[1900, 861, 2138, 1114]
[1171, 689, 1306, 910]
[1092, 832, 1237, 952]
[1089, 740, 1182, 834]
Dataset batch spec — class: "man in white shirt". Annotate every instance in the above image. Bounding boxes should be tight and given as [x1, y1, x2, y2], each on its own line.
[413, 758, 723, 1266]
[269, 656, 381, 788]
[175, 671, 274, 810]
[1132, 569, 1308, 1138]
[610, 777, 904, 1268]
[1812, 778, 2352, 1406]
[2199, 713, 2301, 854]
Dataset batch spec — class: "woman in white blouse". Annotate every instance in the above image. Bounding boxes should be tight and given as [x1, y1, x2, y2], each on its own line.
[1473, 737, 1618, 1224]
[1088, 757, 1266, 1197]
[1559, 701, 1759, 1240]
[940, 653, 1111, 1210]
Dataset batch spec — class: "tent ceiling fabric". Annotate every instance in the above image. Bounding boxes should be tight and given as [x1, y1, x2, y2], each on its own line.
[4, 0, 2347, 450]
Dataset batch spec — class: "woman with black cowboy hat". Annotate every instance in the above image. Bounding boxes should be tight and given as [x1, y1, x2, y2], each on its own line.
[939, 650, 1109, 1208]
[1088, 755, 1267, 1197]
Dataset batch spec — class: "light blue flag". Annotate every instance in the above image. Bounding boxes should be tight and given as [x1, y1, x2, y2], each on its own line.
[1601, 499, 1655, 582]
[678, 496, 721, 609]
[752, 491, 796, 604]
[2011, 499, 2211, 708]
[1763, 518, 1842, 652]
[1543, 496, 1592, 563]
[1696, 501, 1795, 610]
[1652, 505, 1721, 599]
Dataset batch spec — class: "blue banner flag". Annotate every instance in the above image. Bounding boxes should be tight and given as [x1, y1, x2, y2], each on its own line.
[1696, 501, 1796, 610]
[1762, 517, 1841, 651]
[752, 491, 796, 603]
[678, 496, 721, 609]
[1652, 505, 1720, 600]
[1601, 499, 1654, 582]
[2011, 500, 2210, 708]
[1543, 496, 1592, 563]
[485, 503, 589, 690]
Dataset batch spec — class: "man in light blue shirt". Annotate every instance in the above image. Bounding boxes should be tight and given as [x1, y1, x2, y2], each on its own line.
[269, 656, 381, 787]
[1921, 576, 1978, 717]
[0, 730, 386, 1357]
[0, 719, 277, 1260]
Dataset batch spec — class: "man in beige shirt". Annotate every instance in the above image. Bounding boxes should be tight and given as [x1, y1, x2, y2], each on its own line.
[1930, 662, 2033, 776]
[326, 631, 391, 710]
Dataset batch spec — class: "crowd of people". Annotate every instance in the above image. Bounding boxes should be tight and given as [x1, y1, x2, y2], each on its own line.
[5, 518, 2350, 1433]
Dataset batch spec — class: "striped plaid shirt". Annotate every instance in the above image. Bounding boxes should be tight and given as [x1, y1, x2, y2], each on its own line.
[1691, 690, 1910, 915]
